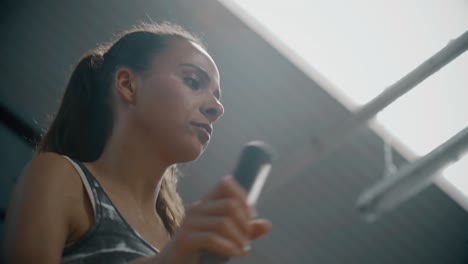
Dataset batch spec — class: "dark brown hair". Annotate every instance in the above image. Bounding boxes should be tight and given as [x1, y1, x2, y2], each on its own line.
[37, 22, 205, 235]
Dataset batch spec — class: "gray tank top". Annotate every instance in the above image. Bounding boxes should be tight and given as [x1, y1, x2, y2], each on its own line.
[61, 156, 159, 264]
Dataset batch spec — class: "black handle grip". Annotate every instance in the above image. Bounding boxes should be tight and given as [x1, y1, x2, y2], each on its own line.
[200, 141, 275, 264]
[233, 141, 274, 191]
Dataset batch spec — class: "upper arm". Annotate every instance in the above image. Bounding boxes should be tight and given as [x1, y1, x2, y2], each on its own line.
[2, 152, 81, 264]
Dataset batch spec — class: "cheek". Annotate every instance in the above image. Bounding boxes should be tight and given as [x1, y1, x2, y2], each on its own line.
[134, 76, 205, 161]
[136, 76, 194, 129]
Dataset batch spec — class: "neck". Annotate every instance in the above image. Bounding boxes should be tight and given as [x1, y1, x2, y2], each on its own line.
[90, 124, 171, 213]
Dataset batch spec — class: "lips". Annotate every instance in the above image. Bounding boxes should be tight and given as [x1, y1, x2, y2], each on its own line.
[191, 122, 213, 136]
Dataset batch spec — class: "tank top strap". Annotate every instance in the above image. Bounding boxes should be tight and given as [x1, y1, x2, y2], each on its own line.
[64, 156, 124, 229]
[62, 156, 99, 215]
[61, 155, 158, 263]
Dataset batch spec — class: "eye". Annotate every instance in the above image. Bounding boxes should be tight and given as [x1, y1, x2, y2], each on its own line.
[184, 77, 201, 90]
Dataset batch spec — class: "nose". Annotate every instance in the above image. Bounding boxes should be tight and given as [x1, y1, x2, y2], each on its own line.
[202, 98, 224, 123]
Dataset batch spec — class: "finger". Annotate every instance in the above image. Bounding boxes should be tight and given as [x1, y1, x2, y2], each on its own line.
[185, 232, 247, 257]
[189, 198, 250, 235]
[184, 216, 249, 249]
[203, 176, 248, 205]
[248, 219, 272, 240]
[202, 176, 255, 218]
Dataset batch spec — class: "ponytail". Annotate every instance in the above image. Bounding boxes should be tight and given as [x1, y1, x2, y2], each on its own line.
[157, 167, 185, 235]
[37, 50, 112, 161]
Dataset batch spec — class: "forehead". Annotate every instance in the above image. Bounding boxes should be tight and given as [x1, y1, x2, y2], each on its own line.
[152, 38, 220, 84]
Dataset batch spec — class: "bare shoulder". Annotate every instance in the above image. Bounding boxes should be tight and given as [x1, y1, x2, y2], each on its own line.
[23, 151, 76, 179]
[13, 151, 81, 198]
[2, 152, 87, 263]
[13, 152, 83, 201]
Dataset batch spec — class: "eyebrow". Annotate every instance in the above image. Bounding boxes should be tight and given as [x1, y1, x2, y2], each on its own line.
[179, 63, 221, 100]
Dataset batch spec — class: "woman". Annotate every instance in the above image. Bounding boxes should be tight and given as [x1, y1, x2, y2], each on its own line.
[2, 22, 271, 264]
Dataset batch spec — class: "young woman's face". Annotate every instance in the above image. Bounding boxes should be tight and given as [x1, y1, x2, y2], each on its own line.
[128, 38, 224, 163]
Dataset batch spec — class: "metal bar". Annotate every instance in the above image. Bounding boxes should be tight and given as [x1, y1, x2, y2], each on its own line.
[356, 125, 468, 221]
[314, 29, 468, 155]
[0, 103, 39, 147]
[266, 30, 468, 195]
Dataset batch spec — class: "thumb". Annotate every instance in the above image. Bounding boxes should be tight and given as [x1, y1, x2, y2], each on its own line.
[248, 219, 272, 240]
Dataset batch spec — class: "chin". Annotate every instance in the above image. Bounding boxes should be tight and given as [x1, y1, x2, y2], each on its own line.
[176, 140, 207, 163]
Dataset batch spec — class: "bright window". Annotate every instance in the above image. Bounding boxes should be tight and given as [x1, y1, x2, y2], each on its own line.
[223, 0, 468, 200]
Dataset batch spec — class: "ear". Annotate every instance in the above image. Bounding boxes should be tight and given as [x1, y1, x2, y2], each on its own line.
[115, 67, 138, 105]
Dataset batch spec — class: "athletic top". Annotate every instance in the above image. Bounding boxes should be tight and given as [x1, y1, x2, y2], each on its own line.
[61, 156, 159, 264]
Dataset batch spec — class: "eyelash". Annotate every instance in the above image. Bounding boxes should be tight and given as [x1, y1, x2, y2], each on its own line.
[183, 76, 201, 90]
